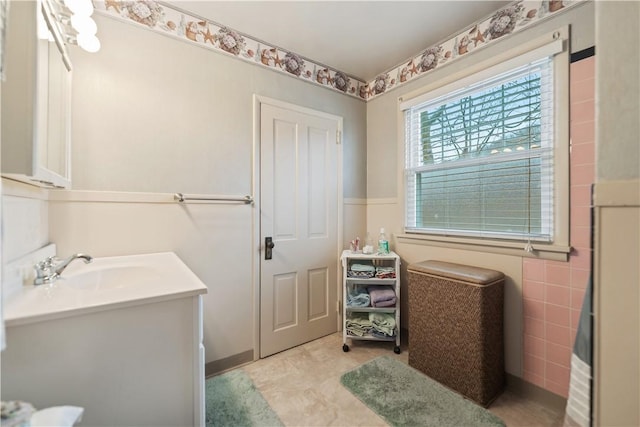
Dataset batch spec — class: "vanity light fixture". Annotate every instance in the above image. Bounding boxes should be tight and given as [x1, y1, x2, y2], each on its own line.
[63, 0, 94, 17]
[70, 14, 97, 35]
[42, 0, 101, 54]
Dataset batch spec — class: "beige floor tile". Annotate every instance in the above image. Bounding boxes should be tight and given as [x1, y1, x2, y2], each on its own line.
[238, 332, 565, 426]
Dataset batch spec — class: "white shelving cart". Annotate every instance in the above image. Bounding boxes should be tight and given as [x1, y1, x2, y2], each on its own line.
[340, 249, 401, 354]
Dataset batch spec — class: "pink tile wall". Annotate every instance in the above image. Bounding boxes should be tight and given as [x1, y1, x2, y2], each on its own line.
[522, 56, 595, 398]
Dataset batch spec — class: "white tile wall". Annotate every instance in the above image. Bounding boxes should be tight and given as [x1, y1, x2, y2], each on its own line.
[1, 179, 50, 298]
[1, 179, 49, 262]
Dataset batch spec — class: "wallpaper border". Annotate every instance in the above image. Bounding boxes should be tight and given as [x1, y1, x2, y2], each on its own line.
[364, 0, 586, 101]
[94, 0, 586, 102]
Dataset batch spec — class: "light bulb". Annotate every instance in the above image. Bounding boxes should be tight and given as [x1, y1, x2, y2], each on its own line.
[77, 33, 101, 53]
[65, 0, 94, 17]
[71, 15, 97, 35]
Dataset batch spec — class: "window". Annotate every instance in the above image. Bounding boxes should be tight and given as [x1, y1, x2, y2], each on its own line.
[403, 37, 568, 250]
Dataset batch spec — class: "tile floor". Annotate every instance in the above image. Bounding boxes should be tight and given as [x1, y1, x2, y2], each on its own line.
[229, 333, 565, 426]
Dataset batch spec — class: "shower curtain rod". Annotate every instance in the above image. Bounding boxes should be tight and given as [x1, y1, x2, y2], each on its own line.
[174, 193, 253, 204]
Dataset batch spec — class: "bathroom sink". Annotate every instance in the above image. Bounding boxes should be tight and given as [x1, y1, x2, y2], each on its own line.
[62, 265, 161, 291]
[4, 252, 207, 326]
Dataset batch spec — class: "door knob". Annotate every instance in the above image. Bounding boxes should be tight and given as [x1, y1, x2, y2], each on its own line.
[265, 237, 275, 260]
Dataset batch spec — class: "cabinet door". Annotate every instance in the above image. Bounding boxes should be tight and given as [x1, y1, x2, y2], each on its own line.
[0, 1, 71, 188]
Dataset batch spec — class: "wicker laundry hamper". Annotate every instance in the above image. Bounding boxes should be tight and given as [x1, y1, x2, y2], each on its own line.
[407, 260, 505, 407]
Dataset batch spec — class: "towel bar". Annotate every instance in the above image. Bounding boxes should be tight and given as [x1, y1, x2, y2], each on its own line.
[174, 193, 253, 204]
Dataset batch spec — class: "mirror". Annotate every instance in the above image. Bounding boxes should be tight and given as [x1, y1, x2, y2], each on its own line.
[42, 38, 71, 182]
[0, 0, 71, 188]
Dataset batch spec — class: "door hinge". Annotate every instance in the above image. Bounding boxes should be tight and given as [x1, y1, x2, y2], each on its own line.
[336, 130, 342, 145]
[337, 300, 342, 313]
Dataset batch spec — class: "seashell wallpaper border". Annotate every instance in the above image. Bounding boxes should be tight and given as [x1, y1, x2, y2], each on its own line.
[94, 0, 586, 102]
[364, 0, 586, 101]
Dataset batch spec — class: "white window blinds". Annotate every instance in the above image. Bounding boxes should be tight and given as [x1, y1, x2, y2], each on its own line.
[404, 55, 556, 242]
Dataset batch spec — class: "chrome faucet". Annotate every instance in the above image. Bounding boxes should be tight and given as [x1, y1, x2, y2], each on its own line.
[34, 253, 93, 285]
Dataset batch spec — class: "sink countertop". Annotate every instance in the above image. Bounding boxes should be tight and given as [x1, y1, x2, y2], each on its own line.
[4, 252, 208, 327]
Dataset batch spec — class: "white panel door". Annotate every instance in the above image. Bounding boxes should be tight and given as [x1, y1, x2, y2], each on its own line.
[260, 103, 339, 358]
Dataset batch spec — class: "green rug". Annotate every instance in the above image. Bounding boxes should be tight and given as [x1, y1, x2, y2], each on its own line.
[205, 369, 283, 427]
[341, 356, 505, 427]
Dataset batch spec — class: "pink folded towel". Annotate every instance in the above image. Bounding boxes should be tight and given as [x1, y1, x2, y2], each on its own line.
[367, 286, 397, 307]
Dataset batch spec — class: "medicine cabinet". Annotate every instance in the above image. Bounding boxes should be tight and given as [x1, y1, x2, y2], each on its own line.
[1, 0, 72, 188]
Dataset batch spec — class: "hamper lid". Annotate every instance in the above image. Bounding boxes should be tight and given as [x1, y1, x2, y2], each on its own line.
[408, 260, 504, 285]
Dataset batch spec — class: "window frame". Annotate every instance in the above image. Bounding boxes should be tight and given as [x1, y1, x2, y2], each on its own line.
[397, 28, 570, 261]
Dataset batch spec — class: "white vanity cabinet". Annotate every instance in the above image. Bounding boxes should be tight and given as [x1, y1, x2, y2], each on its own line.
[1, 252, 208, 427]
[1, 0, 72, 188]
[2, 296, 206, 426]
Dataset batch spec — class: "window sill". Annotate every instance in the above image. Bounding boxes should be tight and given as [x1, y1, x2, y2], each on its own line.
[396, 233, 571, 262]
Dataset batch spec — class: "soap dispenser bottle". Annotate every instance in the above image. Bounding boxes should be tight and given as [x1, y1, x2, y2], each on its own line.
[378, 228, 389, 255]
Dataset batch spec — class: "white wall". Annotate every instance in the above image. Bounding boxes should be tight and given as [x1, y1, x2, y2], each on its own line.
[1, 179, 49, 351]
[6, 188, 366, 365]
[364, 2, 595, 377]
[48, 191, 254, 362]
[44, 13, 368, 366]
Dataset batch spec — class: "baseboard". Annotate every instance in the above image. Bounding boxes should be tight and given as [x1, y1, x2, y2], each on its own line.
[400, 326, 409, 346]
[505, 373, 567, 413]
[205, 350, 254, 378]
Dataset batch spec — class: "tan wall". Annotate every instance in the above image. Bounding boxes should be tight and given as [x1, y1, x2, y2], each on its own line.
[365, 2, 595, 384]
[47, 191, 367, 363]
[366, 2, 595, 200]
[594, 186, 639, 426]
[46, 13, 367, 365]
[71, 14, 367, 197]
[593, 1, 640, 425]
[2, 1, 607, 380]
[594, 2, 640, 183]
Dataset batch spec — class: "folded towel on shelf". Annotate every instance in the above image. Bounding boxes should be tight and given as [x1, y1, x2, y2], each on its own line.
[375, 266, 396, 279]
[348, 262, 376, 278]
[347, 312, 372, 326]
[347, 284, 371, 307]
[369, 312, 396, 337]
[372, 296, 396, 308]
[367, 286, 397, 307]
[371, 329, 396, 339]
[350, 263, 375, 272]
[346, 313, 373, 337]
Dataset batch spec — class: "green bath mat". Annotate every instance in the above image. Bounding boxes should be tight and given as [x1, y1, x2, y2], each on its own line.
[205, 369, 283, 427]
[341, 356, 505, 427]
